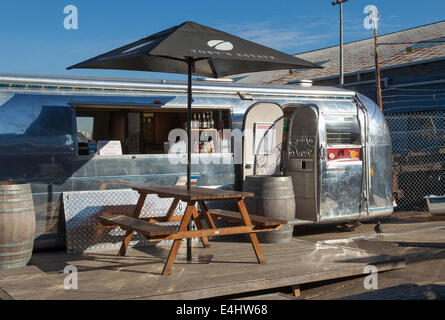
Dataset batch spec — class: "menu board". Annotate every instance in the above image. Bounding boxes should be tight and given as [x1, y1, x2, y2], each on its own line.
[254, 122, 275, 155]
[98, 140, 123, 156]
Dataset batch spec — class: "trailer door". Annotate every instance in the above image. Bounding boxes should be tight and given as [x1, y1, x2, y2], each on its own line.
[241, 102, 284, 181]
[319, 111, 363, 219]
[285, 105, 319, 222]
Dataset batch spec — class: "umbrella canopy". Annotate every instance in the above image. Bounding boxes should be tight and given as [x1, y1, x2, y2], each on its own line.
[67, 21, 321, 76]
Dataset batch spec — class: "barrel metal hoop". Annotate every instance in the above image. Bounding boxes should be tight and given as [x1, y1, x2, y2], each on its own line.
[0, 257, 31, 268]
[245, 187, 294, 191]
[0, 249, 32, 257]
[0, 197, 33, 203]
[0, 206, 35, 214]
[246, 176, 292, 182]
[251, 195, 295, 200]
[0, 185, 31, 192]
[0, 191, 32, 198]
[0, 240, 34, 248]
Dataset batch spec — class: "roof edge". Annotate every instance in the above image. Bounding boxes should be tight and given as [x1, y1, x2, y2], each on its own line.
[291, 19, 445, 57]
[0, 72, 356, 97]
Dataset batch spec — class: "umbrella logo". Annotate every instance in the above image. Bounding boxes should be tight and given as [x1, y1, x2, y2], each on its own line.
[207, 40, 234, 51]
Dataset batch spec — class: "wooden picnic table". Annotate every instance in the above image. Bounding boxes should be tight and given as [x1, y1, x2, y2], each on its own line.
[98, 185, 286, 275]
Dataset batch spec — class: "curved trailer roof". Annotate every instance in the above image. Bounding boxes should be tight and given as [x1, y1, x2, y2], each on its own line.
[0, 73, 356, 98]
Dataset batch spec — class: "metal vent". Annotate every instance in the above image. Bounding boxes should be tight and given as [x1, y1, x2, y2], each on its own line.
[286, 79, 313, 87]
[195, 77, 234, 83]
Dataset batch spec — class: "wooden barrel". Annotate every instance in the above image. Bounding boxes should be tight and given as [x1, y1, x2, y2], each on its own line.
[243, 175, 295, 243]
[0, 182, 36, 269]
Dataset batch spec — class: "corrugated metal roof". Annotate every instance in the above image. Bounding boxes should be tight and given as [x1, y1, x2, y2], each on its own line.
[235, 20, 445, 84]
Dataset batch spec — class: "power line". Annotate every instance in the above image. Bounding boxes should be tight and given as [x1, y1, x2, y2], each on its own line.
[382, 93, 445, 98]
[384, 104, 445, 112]
[378, 40, 445, 45]
[383, 98, 445, 104]
[382, 87, 445, 92]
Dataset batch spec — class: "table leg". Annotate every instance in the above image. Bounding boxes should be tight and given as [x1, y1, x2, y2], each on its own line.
[236, 198, 266, 264]
[162, 201, 195, 275]
[198, 200, 217, 229]
[191, 208, 211, 248]
[118, 193, 147, 256]
[186, 202, 212, 256]
[165, 198, 180, 222]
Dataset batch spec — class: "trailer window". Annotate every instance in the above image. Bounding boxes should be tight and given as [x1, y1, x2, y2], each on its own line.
[325, 114, 360, 145]
[0, 105, 74, 156]
[74, 108, 232, 156]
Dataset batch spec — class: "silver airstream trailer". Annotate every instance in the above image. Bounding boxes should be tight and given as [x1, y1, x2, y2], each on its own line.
[0, 73, 393, 250]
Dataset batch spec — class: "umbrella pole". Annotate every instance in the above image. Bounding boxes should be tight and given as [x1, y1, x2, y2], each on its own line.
[186, 58, 192, 192]
[186, 57, 193, 261]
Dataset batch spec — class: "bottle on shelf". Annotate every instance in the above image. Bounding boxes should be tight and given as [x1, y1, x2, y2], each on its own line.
[193, 138, 199, 153]
[210, 111, 215, 129]
[207, 136, 215, 153]
[202, 112, 207, 129]
[192, 112, 197, 129]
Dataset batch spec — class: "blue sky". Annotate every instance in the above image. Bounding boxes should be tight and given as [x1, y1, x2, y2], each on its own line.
[0, 0, 444, 80]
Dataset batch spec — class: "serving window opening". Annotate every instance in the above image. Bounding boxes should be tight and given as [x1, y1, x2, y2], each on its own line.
[74, 106, 232, 156]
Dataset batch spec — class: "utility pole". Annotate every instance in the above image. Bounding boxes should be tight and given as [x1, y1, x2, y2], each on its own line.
[369, 6, 383, 111]
[332, 0, 348, 87]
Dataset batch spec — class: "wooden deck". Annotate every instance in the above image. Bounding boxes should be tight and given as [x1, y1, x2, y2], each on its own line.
[0, 239, 405, 300]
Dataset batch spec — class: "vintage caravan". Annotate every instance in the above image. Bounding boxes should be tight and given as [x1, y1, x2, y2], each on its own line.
[0, 73, 393, 250]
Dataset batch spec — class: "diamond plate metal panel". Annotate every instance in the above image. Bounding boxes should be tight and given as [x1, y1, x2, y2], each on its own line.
[63, 189, 192, 253]
[63, 185, 237, 252]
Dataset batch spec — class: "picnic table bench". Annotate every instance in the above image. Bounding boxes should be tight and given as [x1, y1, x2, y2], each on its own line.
[98, 186, 286, 275]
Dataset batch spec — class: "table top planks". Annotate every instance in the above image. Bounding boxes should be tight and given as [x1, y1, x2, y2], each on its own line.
[132, 185, 254, 201]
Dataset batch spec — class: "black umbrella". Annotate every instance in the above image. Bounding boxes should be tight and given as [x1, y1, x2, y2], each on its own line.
[67, 21, 321, 191]
[67, 21, 321, 260]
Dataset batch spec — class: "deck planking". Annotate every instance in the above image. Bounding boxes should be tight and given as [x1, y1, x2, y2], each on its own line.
[0, 239, 405, 300]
